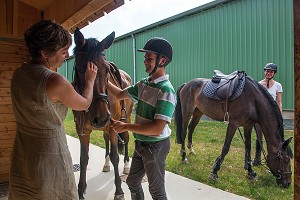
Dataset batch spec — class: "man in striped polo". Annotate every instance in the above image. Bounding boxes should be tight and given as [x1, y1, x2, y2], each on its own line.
[109, 37, 176, 200]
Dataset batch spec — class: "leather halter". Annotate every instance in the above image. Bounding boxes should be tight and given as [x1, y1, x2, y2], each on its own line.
[73, 50, 109, 136]
[267, 148, 292, 180]
[74, 50, 109, 103]
[238, 126, 291, 183]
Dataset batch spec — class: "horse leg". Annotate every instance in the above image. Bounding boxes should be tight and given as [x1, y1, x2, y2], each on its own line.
[209, 123, 237, 181]
[243, 125, 257, 179]
[110, 133, 125, 200]
[78, 131, 91, 200]
[102, 131, 111, 172]
[187, 108, 202, 155]
[122, 131, 130, 175]
[253, 123, 263, 166]
[180, 116, 191, 163]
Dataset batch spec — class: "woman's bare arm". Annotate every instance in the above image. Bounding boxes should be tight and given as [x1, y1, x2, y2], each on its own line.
[47, 62, 97, 110]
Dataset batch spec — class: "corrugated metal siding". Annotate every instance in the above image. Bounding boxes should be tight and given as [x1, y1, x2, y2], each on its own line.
[106, 37, 135, 81]
[59, 58, 75, 82]
[62, 0, 294, 110]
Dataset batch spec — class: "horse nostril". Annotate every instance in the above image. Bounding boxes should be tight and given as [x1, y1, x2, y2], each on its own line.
[92, 117, 100, 125]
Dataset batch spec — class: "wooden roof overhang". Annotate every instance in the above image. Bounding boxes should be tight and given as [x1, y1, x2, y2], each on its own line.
[0, 0, 124, 39]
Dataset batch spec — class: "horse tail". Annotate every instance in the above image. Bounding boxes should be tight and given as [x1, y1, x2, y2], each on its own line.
[175, 83, 186, 144]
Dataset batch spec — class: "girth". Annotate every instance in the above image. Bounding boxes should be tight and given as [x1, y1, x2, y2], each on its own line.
[203, 70, 246, 122]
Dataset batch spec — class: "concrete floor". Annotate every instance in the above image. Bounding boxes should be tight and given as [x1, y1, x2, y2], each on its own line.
[0, 135, 250, 200]
[67, 135, 249, 200]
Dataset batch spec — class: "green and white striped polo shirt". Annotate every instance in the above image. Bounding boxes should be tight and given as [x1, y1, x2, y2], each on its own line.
[125, 75, 176, 142]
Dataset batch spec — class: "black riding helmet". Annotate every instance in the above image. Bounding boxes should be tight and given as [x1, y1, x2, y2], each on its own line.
[264, 63, 277, 73]
[138, 37, 173, 75]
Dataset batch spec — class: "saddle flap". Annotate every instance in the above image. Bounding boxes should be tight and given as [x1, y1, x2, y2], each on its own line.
[216, 77, 239, 99]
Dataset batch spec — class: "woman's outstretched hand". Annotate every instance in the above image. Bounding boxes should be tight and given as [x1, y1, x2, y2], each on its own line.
[85, 62, 97, 84]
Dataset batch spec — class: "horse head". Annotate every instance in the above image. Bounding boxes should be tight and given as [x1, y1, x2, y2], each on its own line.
[73, 28, 115, 128]
[267, 137, 293, 188]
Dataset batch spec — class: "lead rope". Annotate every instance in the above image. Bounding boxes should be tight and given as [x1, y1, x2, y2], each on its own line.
[253, 124, 268, 165]
[237, 127, 269, 171]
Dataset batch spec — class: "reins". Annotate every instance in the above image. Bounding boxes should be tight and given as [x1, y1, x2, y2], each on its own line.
[237, 126, 291, 179]
[237, 127, 268, 171]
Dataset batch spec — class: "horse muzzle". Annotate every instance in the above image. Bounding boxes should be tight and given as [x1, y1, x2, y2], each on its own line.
[276, 176, 291, 188]
[90, 114, 111, 128]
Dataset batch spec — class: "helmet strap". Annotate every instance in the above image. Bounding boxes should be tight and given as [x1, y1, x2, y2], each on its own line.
[149, 54, 163, 76]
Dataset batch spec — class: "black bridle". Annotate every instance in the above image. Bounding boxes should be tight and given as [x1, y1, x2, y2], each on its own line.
[72, 50, 109, 136]
[237, 127, 292, 181]
[74, 50, 109, 105]
[267, 148, 292, 180]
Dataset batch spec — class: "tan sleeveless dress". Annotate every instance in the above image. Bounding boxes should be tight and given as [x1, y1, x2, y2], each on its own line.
[9, 63, 78, 200]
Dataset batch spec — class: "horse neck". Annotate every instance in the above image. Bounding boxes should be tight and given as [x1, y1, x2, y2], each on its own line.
[259, 120, 282, 152]
[255, 101, 283, 155]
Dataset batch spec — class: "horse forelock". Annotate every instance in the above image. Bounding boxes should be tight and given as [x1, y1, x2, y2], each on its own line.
[74, 38, 104, 59]
[248, 77, 284, 141]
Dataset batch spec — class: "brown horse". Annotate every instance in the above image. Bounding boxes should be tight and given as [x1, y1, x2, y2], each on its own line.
[72, 28, 133, 200]
[175, 72, 293, 188]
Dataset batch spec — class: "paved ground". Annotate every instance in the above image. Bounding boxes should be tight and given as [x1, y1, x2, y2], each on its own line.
[67, 135, 250, 200]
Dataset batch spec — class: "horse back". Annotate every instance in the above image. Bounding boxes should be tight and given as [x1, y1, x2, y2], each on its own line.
[181, 77, 257, 123]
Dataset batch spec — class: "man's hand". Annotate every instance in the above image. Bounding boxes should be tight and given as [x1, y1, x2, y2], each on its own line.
[110, 118, 127, 133]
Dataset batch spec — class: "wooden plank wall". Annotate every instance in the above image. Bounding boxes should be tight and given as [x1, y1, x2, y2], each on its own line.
[0, 39, 28, 183]
[0, 0, 40, 183]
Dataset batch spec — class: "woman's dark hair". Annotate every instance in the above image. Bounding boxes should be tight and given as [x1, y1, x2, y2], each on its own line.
[24, 20, 72, 58]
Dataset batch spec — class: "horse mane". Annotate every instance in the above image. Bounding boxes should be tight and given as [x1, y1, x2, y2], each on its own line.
[247, 76, 284, 140]
[251, 76, 293, 157]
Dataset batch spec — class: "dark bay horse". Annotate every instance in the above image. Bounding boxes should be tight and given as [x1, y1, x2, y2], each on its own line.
[72, 28, 133, 200]
[175, 73, 293, 188]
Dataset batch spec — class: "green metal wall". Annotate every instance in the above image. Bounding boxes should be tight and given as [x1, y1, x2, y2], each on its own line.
[59, 58, 75, 83]
[62, 0, 294, 110]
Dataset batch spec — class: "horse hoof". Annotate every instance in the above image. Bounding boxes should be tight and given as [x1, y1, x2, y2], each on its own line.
[246, 171, 257, 180]
[252, 159, 261, 166]
[103, 165, 110, 172]
[209, 173, 218, 181]
[123, 167, 130, 175]
[189, 150, 196, 155]
[79, 194, 85, 200]
[114, 194, 125, 200]
[182, 158, 189, 164]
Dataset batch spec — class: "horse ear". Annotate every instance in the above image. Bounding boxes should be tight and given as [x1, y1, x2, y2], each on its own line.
[74, 28, 85, 48]
[282, 137, 293, 157]
[98, 31, 115, 50]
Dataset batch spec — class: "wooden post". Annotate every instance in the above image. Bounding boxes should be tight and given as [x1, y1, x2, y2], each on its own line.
[294, 0, 300, 199]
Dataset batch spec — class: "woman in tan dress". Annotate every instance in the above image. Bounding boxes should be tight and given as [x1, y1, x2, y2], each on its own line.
[9, 20, 97, 199]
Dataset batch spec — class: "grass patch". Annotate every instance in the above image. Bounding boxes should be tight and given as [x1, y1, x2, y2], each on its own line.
[64, 109, 294, 200]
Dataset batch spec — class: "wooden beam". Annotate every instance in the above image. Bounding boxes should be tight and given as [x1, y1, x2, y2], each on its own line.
[43, 0, 124, 31]
[294, 0, 300, 199]
[13, 0, 18, 36]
